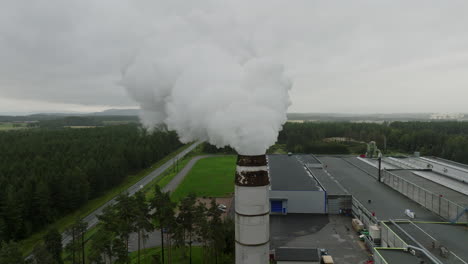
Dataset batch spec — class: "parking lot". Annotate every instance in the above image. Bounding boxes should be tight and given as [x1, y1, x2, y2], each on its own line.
[270, 214, 371, 264]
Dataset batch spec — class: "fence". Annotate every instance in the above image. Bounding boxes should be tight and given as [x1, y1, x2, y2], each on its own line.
[381, 170, 467, 223]
[352, 196, 378, 228]
[380, 221, 409, 248]
[373, 248, 390, 264]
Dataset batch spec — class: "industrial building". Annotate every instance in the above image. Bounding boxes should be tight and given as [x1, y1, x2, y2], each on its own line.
[268, 155, 326, 214]
[267, 154, 468, 264]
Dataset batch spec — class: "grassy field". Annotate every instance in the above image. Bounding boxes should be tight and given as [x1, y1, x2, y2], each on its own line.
[20, 143, 193, 256]
[60, 149, 203, 263]
[0, 122, 29, 131]
[102, 120, 137, 125]
[60, 149, 233, 263]
[142, 154, 194, 200]
[171, 155, 236, 201]
[129, 246, 203, 264]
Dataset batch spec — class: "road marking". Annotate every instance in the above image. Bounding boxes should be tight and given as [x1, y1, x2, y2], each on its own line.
[409, 221, 437, 241]
[451, 252, 468, 264]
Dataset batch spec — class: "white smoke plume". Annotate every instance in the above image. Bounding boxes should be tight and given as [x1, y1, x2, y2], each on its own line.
[121, 1, 292, 155]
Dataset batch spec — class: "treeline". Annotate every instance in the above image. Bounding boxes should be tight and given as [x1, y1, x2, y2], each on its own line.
[0, 115, 138, 123]
[278, 121, 468, 163]
[0, 125, 182, 242]
[33, 116, 139, 128]
[0, 187, 234, 264]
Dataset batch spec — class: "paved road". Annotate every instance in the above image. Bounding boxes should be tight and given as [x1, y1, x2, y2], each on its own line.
[60, 142, 202, 247]
[127, 155, 215, 252]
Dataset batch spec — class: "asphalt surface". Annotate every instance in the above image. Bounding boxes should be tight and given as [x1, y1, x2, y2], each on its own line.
[377, 249, 425, 264]
[60, 142, 201, 247]
[317, 156, 441, 221]
[270, 214, 370, 264]
[127, 155, 215, 252]
[392, 170, 468, 207]
[355, 157, 468, 206]
[388, 222, 468, 263]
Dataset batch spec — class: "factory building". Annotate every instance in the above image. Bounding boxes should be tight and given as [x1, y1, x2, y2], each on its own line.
[268, 155, 326, 214]
[267, 154, 468, 264]
[267, 154, 352, 215]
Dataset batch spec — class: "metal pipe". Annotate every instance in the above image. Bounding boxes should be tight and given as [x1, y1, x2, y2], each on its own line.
[407, 245, 444, 264]
[389, 220, 443, 264]
[378, 152, 382, 182]
[378, 157, 382, 182]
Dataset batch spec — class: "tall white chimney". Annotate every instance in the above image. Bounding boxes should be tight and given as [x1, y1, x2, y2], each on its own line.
[235, 154, 270, 263]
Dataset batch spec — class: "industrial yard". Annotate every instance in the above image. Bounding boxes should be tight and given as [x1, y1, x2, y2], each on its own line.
[265, 153, 468, 264]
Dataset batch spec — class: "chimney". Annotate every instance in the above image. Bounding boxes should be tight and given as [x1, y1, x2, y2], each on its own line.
[235, 154, 270, 263]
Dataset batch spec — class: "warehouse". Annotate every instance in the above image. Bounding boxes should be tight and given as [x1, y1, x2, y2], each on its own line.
[302, 155, 352, 214]
[314, 155, 468, 264]
[268, 154, 326, 214]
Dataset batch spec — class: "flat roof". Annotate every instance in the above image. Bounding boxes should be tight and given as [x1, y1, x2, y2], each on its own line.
[354, 156, 468, 206]
[268, 154, 321, 191]
[308, 167, 348, 195]
[426, 156, 468, 170]
[387, 221, 468, 263]
[391, 170, 468, 207]
[296, 154, 321, 165]
[376, 248, 428, 264]
[297, 155, 348, 195]
[316, 156, 441, 221]
[275, 247, 320, 261]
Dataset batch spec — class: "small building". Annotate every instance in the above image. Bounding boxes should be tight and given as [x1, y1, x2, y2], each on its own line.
[275, 247, 321, 264]
[268, 155, 326, 214]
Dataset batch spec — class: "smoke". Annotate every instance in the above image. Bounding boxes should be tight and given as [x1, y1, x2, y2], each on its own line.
[121, 1, 292, 155]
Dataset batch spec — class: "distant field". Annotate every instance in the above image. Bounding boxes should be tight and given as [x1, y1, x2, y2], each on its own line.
[0, 122, 29, 131]
[64, 125, 99, 129]
[103, 120, 137, 125]
[171, 155, 236, 201]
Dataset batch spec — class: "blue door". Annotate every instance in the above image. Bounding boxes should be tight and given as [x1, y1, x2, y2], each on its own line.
[271, 200, 282, 213]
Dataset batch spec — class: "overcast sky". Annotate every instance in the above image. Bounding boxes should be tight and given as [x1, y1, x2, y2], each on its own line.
[1, 0, 468, 114]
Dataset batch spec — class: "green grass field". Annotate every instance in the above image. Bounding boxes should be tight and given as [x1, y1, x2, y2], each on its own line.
[143, 155, 193, 200]
[171, 155, 236, 201]
[20, 143, 193, 256]
[0, 122, 29, 131]
[60, 149, 233, 263]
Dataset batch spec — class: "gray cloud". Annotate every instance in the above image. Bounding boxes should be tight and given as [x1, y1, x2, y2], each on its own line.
[1, 0, 468, 113]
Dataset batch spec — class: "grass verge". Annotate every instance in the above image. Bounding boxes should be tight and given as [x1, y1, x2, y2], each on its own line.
[171, 155, 236, 202]
[61, 144, 205, 263]
[20, 143, 193, 256]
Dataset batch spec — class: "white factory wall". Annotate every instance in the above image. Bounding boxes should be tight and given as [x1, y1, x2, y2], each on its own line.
[270, 190, 326, 214]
